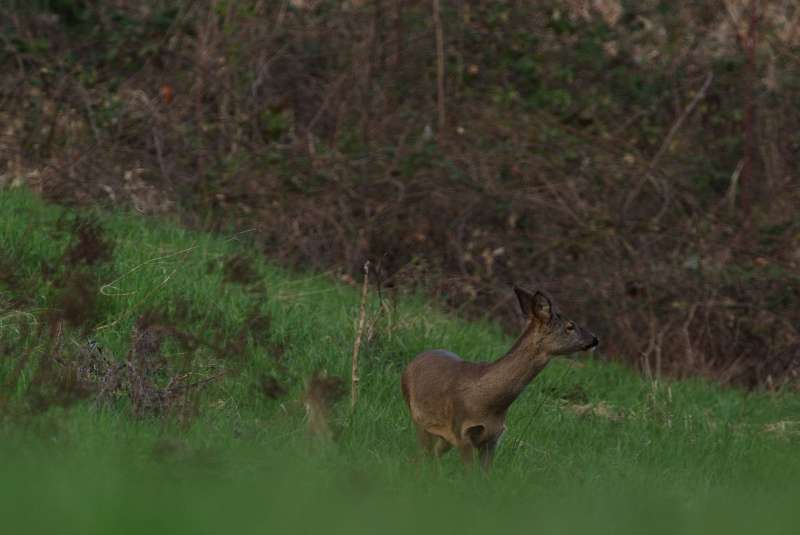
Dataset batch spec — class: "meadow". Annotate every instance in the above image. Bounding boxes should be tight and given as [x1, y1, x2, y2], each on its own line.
[1, 188, 799, 534]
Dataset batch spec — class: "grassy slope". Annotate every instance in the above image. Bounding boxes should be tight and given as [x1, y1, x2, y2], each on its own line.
[1, 188, 800, 534]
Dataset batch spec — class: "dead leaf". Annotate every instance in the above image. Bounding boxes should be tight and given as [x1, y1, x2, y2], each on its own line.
[763, 420, 800, 436]
[565, 401, 623, 421]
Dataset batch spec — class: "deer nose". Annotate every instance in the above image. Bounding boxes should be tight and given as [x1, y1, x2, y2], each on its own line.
[589, 336, 599, 348]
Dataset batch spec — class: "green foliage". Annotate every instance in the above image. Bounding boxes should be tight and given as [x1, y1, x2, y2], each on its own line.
[259, 108, 293, 142]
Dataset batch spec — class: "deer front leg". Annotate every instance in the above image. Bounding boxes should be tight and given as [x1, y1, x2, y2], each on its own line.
[462, 424, 500, 471]
[478, 438, 498, 470]
[459, 443, 477, 465]
[459, 424, 486, 466]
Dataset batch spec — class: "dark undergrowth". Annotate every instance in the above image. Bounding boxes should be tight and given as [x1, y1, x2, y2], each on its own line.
[1, 1, 799, 386]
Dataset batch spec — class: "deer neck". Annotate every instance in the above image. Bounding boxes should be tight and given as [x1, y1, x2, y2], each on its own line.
[478, 327, 551, 414]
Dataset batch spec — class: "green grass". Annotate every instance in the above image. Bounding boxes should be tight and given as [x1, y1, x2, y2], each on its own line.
[1, 187, 800, 534]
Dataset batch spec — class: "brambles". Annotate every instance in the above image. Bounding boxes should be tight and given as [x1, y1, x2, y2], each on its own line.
[223, 254, 261, 287]
[52, 271, 102, 330]
[1, 312, 223, 420]
[62, 216, 114, 268]
[258, 374, 288, 401]
[0, 207, 260, 420]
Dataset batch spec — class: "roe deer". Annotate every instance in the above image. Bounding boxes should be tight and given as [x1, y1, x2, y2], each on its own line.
[401, 287, 598, 469]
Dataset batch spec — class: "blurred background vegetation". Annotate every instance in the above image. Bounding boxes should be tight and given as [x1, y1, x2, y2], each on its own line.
[2, 0, 799, 387]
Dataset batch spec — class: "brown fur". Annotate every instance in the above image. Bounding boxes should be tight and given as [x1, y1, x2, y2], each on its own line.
[401, 287, 598, 469]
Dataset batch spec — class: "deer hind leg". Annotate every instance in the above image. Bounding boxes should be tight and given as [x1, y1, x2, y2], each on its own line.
[432, 436, 452, 457]
[415, 424, 435, 453]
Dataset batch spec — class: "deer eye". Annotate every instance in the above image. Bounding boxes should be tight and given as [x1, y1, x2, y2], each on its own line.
[565, 322, 575, 332]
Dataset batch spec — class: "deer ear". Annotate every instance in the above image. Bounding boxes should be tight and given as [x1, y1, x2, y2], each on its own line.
[531, 291, 553, 323]
[515, 287, 552, 323]
[514, 286, 539, 318]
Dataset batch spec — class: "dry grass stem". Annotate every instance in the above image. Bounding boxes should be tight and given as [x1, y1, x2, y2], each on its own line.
[351, 260, 370, 409]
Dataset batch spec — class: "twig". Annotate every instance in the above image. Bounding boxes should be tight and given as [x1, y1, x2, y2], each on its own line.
[740, 0, 760, 218]
[432, 0, 446, 135]
[351, 260, 370, 409]
[722, 0, 747, 46]
[622, 72, 713, 216]
[682, 303, 699, 369]
[99, 245, 198, 297]
[96, 246, 198, 332]
[180, 370, 227, 390]
[725, 159, 745, 213]
[649, 72, 714, 171]
[222, 227, 257, 243]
